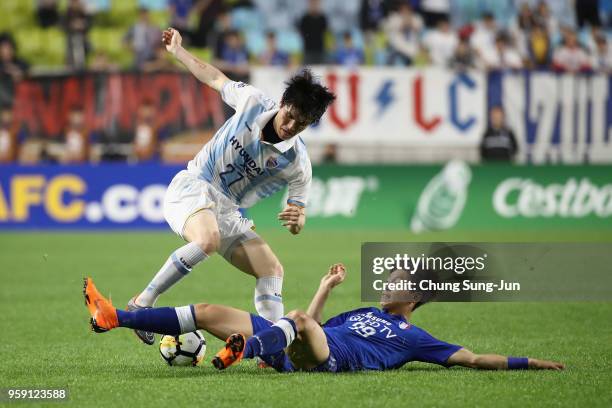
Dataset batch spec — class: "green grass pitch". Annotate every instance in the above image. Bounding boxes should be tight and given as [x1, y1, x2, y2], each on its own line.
[1, 229, 611, 407]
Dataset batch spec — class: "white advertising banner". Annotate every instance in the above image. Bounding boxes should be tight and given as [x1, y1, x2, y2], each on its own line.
[494, 72, 612, 164]
[251, 67, 487, 146]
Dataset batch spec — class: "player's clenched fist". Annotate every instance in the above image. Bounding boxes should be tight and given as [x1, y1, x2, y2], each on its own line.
[162, 28, 182, 55]
[321, 263, 346, 289]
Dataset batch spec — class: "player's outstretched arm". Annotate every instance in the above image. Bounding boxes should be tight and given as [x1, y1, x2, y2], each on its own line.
[447, 348, 564, 370]
[306, 263, 346, 323]
[163, 28, 229, 92]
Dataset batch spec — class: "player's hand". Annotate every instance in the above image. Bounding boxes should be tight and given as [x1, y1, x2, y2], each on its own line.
[162, 27, 182, 55]
[278, 204, 305, 235]
[321, 263, 346, 290]
[529, 358, 565, 370]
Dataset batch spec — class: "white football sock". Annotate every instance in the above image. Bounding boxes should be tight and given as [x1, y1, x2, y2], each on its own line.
[273, 318, 297, 346]
[254, 276, 284, 322]
[175, 305, 197, 333]
[136, 242, 208, 307]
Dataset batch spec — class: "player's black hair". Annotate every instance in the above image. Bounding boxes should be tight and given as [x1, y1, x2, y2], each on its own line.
[388, 268, 437, 311]
[280, 69, 336, 125]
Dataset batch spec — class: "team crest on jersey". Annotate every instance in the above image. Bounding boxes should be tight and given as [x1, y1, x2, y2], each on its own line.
[399, 322, 411, 330]
[265, 156, 279, 169]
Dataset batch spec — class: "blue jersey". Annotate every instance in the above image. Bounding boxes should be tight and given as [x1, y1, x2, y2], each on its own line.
[250, 307, 462, 373]
[321, 307, 462, 372]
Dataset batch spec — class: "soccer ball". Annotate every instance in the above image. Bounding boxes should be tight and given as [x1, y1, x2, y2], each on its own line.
[159, 331, 206, 366]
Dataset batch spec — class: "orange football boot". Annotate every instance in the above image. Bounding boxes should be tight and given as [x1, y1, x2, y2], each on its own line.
[83, 277, 119, 333]
[212, 333, 246, 370]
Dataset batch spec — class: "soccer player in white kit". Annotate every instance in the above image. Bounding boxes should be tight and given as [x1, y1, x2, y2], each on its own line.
[127, 28, 336, 345]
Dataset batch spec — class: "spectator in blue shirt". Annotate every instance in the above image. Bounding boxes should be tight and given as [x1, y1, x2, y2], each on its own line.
[334, 32, 364, 67]
[168, 0, 193, 32]
[216, 29, 250, 80]
[259, 32, 290, 67]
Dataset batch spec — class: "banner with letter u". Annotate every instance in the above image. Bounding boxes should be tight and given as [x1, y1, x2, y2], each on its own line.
[251, 67, 486, 146]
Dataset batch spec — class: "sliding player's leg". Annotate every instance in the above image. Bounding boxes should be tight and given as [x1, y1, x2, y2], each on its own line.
[226, 236, 284, 322]
[212, 309, 330, 371]
[284, 310, 331, 370]
[84, 278, 254, 338]
[192, 303, 254, 339]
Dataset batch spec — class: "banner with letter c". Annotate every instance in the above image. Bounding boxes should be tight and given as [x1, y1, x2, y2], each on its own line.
[0, 164, 180, 229]
[251, 67, 486, 146]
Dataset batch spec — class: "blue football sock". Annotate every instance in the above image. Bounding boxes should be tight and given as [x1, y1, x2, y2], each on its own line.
[116, 306, 196, 335]
[243, 335, 262, 358]
[259, 351, 295, 373]
[243, 318, 297, 359]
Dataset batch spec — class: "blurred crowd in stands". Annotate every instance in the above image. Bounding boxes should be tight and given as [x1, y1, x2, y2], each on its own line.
[0, 0, 611, 79]
[0, 0, 611, 165]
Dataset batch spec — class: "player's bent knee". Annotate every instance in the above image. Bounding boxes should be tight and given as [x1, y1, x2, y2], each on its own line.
[191, 231, 220, 254]
[285, 309, 311, 331]
[285, 309, 304, 319]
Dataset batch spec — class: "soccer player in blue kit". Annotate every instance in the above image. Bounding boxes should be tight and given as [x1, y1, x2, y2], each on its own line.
[84, 265, 564, 372]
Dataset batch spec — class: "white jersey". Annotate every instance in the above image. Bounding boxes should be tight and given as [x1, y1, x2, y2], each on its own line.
[187, 81, 312, 209]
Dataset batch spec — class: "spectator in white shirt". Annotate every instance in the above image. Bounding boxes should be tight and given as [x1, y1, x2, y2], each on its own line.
[479, 31, 523, 70]
[383, 2, 423, 65]
[591, 33, 612, 73]
[422, 17, 457, 67]
[470, 12, 497, 58]
[509, 3, 535, 58]
[552, 28, 592, 73]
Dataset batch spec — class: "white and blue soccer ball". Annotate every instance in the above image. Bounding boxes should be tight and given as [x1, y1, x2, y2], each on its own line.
[159, 331, 206, 366]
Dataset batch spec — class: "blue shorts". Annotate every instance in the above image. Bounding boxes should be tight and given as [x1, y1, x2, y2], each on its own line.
[249, 314, 340, 373]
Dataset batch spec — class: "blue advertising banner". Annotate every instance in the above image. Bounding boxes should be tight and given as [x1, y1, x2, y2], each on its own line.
[0, 164, 181, 229]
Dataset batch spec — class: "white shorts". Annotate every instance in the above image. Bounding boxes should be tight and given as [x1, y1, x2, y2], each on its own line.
[163, 170, 258, 259]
